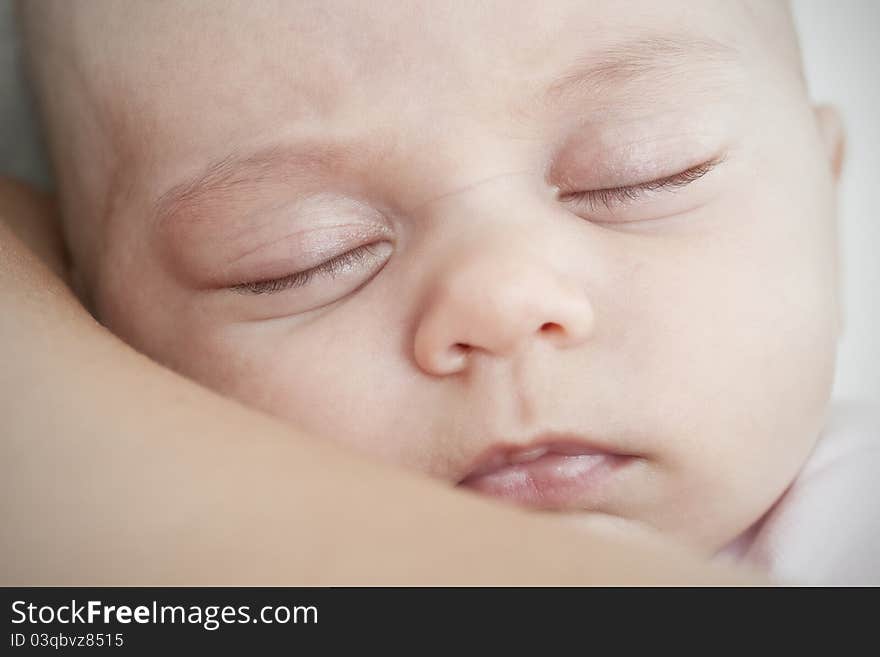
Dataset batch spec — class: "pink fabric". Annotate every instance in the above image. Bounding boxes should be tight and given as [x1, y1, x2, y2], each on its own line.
[713, 401, 880, 584]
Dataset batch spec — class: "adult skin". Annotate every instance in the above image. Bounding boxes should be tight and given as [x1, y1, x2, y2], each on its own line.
[0, 179, 760, 585]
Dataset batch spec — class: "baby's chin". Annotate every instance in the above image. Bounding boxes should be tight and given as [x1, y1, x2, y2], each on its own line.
[552, 511, 716, 559]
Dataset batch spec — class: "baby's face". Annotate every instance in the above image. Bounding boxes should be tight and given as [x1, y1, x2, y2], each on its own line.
[49, 0, 841, 551]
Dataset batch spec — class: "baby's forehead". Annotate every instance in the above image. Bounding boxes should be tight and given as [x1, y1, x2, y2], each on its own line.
[22, 0, 802, 230]
[94, 3, 782, 161]
[65, 2, 784, 116]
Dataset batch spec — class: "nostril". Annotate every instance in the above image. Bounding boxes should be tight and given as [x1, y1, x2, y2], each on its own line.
[452, 342, 472, 354]
[539, 322, 564, 335]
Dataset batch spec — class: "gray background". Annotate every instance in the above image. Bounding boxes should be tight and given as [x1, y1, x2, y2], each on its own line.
[1, 1, 878, 403]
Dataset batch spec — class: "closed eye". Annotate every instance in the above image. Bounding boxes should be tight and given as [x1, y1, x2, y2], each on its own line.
[231, 242, 389, 295]
[558, 156, 724, 215]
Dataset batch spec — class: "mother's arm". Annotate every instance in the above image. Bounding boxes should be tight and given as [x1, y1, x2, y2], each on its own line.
[0, 178, 761, 585]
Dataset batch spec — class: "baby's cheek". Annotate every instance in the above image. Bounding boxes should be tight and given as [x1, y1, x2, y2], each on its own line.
[170, 320, 415, 463]
[622, 211, 836, 548]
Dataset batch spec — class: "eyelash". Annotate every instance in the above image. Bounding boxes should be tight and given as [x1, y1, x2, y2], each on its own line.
[557, 157, 722, 213]
[231, 159, 720, 295]
[232, 243, 382, 295]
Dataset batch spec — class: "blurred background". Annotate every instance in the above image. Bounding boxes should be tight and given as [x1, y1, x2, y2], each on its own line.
[791, 0, 880, 403]
[1, 0, 878, 402]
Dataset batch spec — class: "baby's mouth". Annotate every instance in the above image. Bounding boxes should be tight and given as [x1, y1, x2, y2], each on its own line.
[457, 437, 634, 510]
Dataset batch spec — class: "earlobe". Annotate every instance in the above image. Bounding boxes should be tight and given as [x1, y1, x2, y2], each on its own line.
[814, 105, 846, 182]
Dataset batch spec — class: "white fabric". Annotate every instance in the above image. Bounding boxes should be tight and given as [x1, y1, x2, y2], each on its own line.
[714, 401, 880, 585]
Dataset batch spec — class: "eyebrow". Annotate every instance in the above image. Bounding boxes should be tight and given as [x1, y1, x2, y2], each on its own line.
[537, 34, 740, 108]
[154, 34, 739, 229]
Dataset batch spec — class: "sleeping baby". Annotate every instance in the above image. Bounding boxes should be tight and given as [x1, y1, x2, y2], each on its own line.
[15, 0, 879, 583]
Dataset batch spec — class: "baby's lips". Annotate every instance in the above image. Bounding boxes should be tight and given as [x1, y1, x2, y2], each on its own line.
[457, 435, 634, 509]
[461, 452, 633, 509]
[460, 436, 614, 479]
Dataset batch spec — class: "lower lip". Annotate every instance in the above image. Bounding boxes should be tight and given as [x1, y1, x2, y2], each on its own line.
[459, 452, 632, 509]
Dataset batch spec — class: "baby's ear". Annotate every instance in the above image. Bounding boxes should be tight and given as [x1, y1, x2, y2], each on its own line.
[812, 106, 846, 341]
[813, 105, 845, 183]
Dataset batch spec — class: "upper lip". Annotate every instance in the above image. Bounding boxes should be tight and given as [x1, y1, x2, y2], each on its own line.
[457, 433, 625, 483]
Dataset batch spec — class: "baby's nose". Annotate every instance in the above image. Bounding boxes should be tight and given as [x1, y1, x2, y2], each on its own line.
[413, 252, 594, 376]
